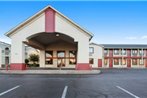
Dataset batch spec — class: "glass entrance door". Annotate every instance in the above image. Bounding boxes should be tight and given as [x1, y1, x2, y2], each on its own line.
[57, 51, 65, 67]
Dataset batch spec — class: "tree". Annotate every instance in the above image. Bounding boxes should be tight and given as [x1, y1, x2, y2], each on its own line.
[29, 54, 39, 64]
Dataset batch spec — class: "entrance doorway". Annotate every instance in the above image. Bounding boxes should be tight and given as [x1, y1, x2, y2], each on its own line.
[57, 51, 65, 67]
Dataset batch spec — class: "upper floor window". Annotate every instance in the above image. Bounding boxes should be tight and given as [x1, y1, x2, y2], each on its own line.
[104, 49, 108, 55]
[139, 49, 144, 56]
[89, 47, 94, 54]
[139, 50, 142, 55]
[122, 49, 126, 55]
[5, 47, 9, 55]
[143, 50, 146, 56]
[2, 50, 4, 53]
[114, 49, 119, 55]
[132, 49, 138, 55]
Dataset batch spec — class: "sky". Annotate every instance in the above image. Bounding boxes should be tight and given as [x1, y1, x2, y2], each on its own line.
[0, 1, 147, 44]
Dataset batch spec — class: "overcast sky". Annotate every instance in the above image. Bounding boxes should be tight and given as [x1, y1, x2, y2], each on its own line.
[0, 1, 147, 44]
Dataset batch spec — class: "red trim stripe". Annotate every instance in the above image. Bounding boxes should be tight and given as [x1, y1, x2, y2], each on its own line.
[45, 8, 55, 32]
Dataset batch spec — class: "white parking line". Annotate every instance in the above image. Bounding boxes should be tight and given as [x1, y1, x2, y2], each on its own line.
[0, 85, 20, 97]
[61, 86, 68, 98]
[116, 86, 140, 98]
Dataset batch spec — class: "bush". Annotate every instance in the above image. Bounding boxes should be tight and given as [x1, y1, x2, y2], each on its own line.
[29, 54, 39, 64]
[25, 59, 29, 65]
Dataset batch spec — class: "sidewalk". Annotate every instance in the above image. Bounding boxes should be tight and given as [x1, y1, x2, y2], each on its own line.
[0, 69, 101, 75]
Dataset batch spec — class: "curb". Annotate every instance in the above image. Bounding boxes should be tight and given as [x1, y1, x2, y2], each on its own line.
[0, 70, 101, 75]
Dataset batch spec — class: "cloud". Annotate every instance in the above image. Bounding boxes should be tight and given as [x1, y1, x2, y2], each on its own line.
[125, 36, 137, 40]
[0, 37, 11, 44]
[141, 36, 147, 39]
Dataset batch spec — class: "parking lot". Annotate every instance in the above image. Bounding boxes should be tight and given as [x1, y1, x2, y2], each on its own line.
[0, 69, 147, 98]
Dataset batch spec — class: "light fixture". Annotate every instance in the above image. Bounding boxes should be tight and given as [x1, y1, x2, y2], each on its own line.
[56, 34, 59, 37]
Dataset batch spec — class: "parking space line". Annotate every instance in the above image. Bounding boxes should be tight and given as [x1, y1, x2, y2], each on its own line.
[0, 85, 20, 97]
[116, 86, 140, 98]
[61, 86, 68, 98]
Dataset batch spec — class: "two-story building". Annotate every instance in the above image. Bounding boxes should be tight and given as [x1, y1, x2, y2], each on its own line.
[0, 41, 11, 68]
[89, 43, 147, 68]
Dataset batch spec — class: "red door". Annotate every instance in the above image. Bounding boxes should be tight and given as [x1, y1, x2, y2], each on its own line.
[109, 58, 113, 68]
[98, 59, 102, 67]
[145, 59, 147, 68]
[127, 59, 131, 68]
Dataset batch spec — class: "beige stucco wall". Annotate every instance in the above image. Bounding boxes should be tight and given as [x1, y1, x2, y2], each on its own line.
[55, 13, 90, 63]
[10, 13, 45, 64]
[89, 44, 104, 68]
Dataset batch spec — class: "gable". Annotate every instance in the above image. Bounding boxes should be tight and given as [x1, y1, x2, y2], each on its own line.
[5, 5, 93, 40]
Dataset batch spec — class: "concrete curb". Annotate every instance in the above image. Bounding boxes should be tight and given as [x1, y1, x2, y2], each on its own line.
[0, 70, 101, 75]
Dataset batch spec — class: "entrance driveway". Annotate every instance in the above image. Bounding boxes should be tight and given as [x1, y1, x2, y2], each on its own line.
[0, 69, 147, 98]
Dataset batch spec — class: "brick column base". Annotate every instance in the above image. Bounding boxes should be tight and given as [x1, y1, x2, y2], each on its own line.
[10, 63, 26, 70]
[76, 63, 92, 70]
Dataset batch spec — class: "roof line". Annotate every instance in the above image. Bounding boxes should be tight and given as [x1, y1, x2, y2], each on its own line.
[0, 41, 11, 46]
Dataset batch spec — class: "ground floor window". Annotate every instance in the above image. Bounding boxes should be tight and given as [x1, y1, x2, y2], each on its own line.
[5, 57, 9, 65]
[114, 58, 119, 65]
[121, 58, 126, 65]
[89, 58, 94, 64]
[69, 51, 76, 64]
[104, 59, 108, 65]
[132, 59, 137, 65]
[45, 50, 77, 66]
[139, 59, 144, 65]
[45, 51, 53, 64]
[57, 51, 65, 67]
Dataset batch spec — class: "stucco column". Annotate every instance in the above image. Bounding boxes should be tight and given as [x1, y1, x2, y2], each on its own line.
[39, 50, 45, 67]
[10, 41, 26, 70]
[0, 48, 1, 68]
[76, 40, 91, 70]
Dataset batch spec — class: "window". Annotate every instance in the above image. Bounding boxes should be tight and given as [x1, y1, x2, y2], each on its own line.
[89, 58, 94, 64]
[5, 47, 9, 55]
[104, 59, 108, 65]
[57, 51, 65, 57]
[114, 49, 119, 55]
[114, 58, 119, 65]
[57, 51, 65, 67]
[89, 47, 94, 54]
[143, 50, 146, 56]
[104, 49, 108, 56]
[2, 50, 4, 53]
[121, 58, 126, 65]
[132, 49, 138, 56]
[122, 49, 126, 55]
[139, 59, 144, 65]
[69, 51, 76, 64]
[132, 59, 137, 65]
[139, 50, 143, 56]
[5, 57, 9, 65]
[45, 51, 53, 64]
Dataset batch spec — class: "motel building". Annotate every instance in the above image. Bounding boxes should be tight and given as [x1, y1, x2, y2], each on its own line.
[1, 5, 147, 70]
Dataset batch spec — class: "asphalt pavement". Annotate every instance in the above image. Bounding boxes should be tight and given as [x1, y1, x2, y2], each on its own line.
[0, 69, 147, 98]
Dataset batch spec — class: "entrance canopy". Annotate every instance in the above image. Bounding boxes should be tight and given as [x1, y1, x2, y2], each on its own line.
[24, 32, 77, 50]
